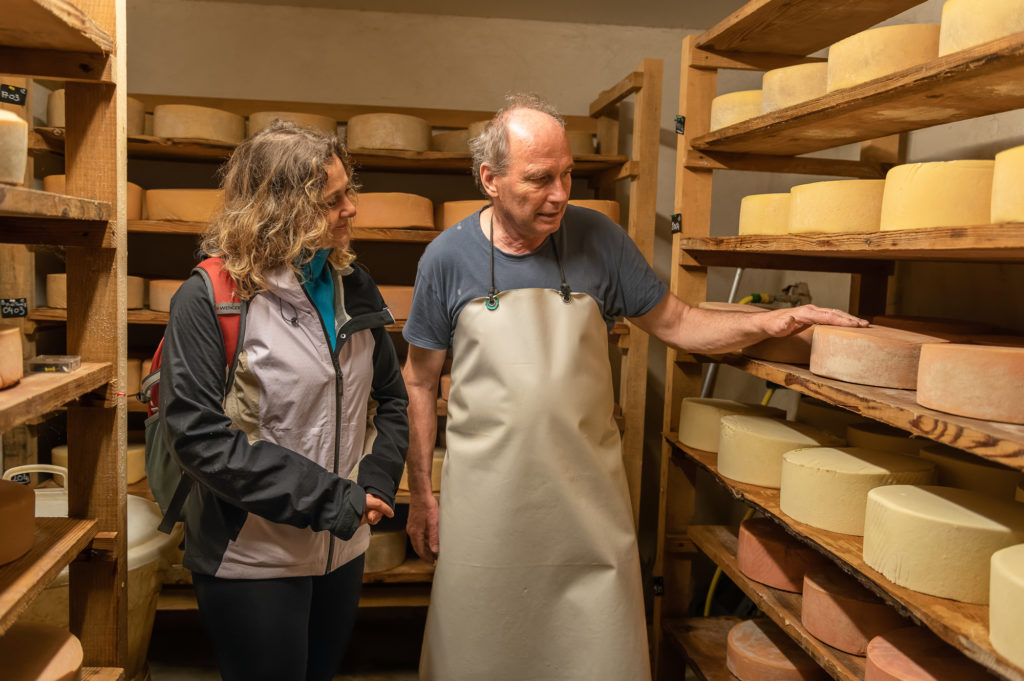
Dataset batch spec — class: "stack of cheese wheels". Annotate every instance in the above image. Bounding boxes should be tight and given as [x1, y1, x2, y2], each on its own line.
[0, 478, 33, 564]
[676, 397, 785, 452]
[865, 626, 996, 681]
[52, 442, 147, 484]
[718, 415, 843, 488]
[567, 131, 594, 156]
[364, 529, 408, 573]
[846, 422, 920, 455]
[697, 302, 815, 363]
[939, 0, 1024, 56]
[727, 619, 829, 681]
[431, 129, 470, 152]
[738, 193, 790, 235]
[146, 188, 223, 222]
[802, 566, 906, 655]
[0, 325, 23, 390]
[795, 397, 870, 437]
[880, 161, 994, 231]
[126, 276, 146, 310]
[346, 113, 430, 152]
[440, 374, 451, 401]
[788, 179, 885, 233]
[0, 109, 28, 185]
[48, 90, 146, 135]
[864, 485, 1024, 602]
[917, 343, 1024, 424]
[379, 285, 415, 320]
[399, 446, 445, 493]
[761, 63, 829, 113]
[826, 24, 940, 92]
[568, 200, 620, 223]
[43, 175, 145, 220]
[353, 193, 434, 229]
[438, 200, 488, 229]
[247, 111, 336, 137]
[810, 325, 948, 389]
[0, 621, 84, 680]
[710, 90, 763, 131]
[737, 516, 829, 591]
[153, 104, 245, 144]
[148, 279, 185, 313]
[990, 544, 1024, 669]
[45, 273, 67, 308]
[919, 443, 1022, 499]
[780, 447, 935, 535]
[991, 144, 1024, 223]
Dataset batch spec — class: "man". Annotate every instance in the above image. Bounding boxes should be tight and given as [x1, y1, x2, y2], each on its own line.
[402, 94, 866, 680]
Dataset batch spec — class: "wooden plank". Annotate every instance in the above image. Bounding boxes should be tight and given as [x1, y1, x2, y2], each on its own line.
[0, 216, 112, 247]
[0, 0, 114, 53]
[0, 362, 111, 433]
[0, 45, 112, 82]
[0, 517, 99, 634]
[693, 35, 1024, 155]
[687, 525, 868, 681]
[684, 150, 886, 178]
[362, 557, 435, 584]
[691, 49, 824, 72]
[662, 616, 741, 681]
[358, 583, 431, 608]
[680, 248, 895, 273]
[81, 668, 125, 681]
[696, 0, 925, 56]
[0, 185, 110, 221]
[589, 71, 643, 118]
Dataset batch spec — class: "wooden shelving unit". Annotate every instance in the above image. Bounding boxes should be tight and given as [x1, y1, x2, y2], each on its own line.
[661, 616, 740, 681]
[0, 362, 113, 433]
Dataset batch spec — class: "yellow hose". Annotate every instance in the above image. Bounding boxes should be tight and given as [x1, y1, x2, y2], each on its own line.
[761, 388, 775, 406]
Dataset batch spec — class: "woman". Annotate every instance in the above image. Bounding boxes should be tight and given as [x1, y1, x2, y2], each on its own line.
[160, 121, 408, 681]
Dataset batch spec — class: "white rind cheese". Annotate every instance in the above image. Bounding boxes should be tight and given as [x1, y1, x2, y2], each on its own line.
[990, 543, 1024, 669]
[919, 443, 1022, 499]
[710, 90, 763, 131]
[718, 415, 843, 488]
[346, 113, 431, 152]
[827, 24, 940, 92]
[364, 530, 408, 573]
[788, 179, 885, 233]
[939, 0, 1024, 56]
[248, 111, 337, 137]
[0, 109, 28, 185]
[677, 398, 785, 453]
[153, 104, 245, 145]
[761, 63, 829, 113]
[739, 193, 791, 236]
[880, 161, 995, 231]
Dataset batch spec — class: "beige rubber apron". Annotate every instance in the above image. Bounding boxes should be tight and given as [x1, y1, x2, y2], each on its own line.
[420, 229, 651, 681]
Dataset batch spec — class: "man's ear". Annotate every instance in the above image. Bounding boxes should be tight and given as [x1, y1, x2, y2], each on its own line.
[479, 163, 500, 200]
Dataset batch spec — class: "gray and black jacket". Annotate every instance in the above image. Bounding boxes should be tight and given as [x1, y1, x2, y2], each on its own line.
[161, 261, 408, 579]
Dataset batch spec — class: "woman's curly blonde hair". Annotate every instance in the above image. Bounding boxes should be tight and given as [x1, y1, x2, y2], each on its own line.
[201, 120, 357, 300]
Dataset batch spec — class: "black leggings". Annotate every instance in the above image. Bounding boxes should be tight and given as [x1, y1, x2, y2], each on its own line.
[192, 554, 364, 681]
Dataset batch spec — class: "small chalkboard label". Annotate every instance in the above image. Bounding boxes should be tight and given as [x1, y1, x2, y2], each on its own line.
[0, 298, 28, 318]
[671, 213, 682, 234]
[0, 84, 28, 106]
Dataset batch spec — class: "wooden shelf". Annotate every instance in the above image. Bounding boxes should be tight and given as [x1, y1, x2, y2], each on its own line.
[81, 669, 125, 681]
[0, 0, 113, 53]
[0, 362, 112, 433]
[127, 218, 443, 243]
[690, 355, 1024, 469]
[363, 557, 434, 584]
[0, 186, 111, 247]
[670, 440, 1024, 681]
[692, 35, 1024, 156]
[0, 517, 99, 634]
[680, 224, 1024, 266]
[663, 616, 742, 681]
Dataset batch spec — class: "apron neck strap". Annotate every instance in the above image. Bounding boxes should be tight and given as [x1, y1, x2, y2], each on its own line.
[487, 210, 572, 310]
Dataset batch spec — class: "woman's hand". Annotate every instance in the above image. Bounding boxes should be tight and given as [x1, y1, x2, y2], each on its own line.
[362, 493, 395, 526]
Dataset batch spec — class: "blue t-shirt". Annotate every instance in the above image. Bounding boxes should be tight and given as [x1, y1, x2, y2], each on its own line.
[403, 204, 668, 351]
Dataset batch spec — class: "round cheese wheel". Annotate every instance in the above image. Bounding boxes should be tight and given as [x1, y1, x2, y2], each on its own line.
[0, 109, 28, 185]
[379, 285, 415, 320]
[51, 442, 146, 484]
[846, 422, 921, 455]
[47, 88, 65, 127]
[467, 120, 490, 139]
[364, 529, 407, 573]
[46, 273, 67, 309]
[569, 200, 620, 223]
[809, 325, 949, 389]
[145, 189, 224, 222]
[431, 129, 470, 152]
[248, 111, 337, 137]
[676, 397, 785, 453]
[352, 192, 434, 229]
[880, 161, 994, 231]
[795, 397, 870, 437]
[864, 485, 1024, 603]
[567, 130, 594, 156]
[802, 567, 906, 655]
[761, 62, 829, 113]
[866, 626, 995, 681]
[991, 143, 1024, 223]
[917, 343, 1024, 424]
[719, 415, 843, 488]
[920, 444, 1022, 499]
[148, 279, 185, 313]
[0, 324, 23, 390]
[780, 447, 935, 535]
[939, 0, 1024, 56]
[826, 24, 941, 92]
[0, 478, 34, 565]
[736, 516, 829, 592]
[439, 200, 488, 229]
[788, 179, 885, 233]
[152, 104, 245, 144]
[710, 90, 763, 131]
[346, 113, 430, 152]
[126, 358, 142, 397]
[739, 193, 791, 235]
[44, 175, 145, 220]
[0, 620, 83, 680]
[990, 543, 1024, 669]
[126, 275, 145, 310]
[399, 447, 445, 493]
[726, 619, 829, 681]
[126, 96, 145, 136]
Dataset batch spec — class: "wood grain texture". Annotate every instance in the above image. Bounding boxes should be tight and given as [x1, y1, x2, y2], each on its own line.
[662, 616, 742, 681]
[589, 71, 643, 118]
[81, 668, 125, 681]
[0, 361, 111, 432]
[0, 0, 113, 53]
[0, 185, 110, 221]
[0, 45, 111, 81]
[685, 150, 887, 178]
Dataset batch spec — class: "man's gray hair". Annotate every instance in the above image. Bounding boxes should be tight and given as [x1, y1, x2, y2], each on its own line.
[470, 93, 566, 194]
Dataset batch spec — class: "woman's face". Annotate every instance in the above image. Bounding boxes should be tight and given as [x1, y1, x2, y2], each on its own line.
[324, 155, 356, 249]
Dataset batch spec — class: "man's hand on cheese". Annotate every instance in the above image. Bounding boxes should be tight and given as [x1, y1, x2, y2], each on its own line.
[759, 304, 866, 337]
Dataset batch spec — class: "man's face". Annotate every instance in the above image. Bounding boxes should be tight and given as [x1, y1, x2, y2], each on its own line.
[487, 110, 573, 241]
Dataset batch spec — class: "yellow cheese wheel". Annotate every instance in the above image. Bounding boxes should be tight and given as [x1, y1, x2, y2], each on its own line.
[991, 544, 1024, 669]
[126, 275, 145, 310]
[864, 485, 1024, 603]
[0, 621, 83, 680]
[846, 422, 921, 455]
[718, 415, 842, 488]
[399, 447, 445, 493]
[126, 358, 142, 397]
[866, 626, 996, 681]
[145, 189, 223, 222]
[677, 397, 785, 453]
[0, 109, 28, 185]
[0, 478, 34, 564]
[917, 343, 1024, 424]
[726, 619, 828, 681]
[795, 397, 870, 437]
[46, 88, 65, 127]
[353, 192, 433, 229]
[738, 193, 790, 235]
[990, 143, 1024, 223]
[801, 567, 906, 655]
[346, 113, 430, 152]
[569, 200, 620, 223]
[365, 530, 407, 573]
[51, 442, 146, 484]
[761, 62, 829, 113]
[880, 160, 994, 231]
[920, 443, 1022, 499]
[46, 273, 66, 309]
[567, 130, 594, 156]
[248, 111, 337, 137]
[710, 90, 763, 131]
[43, 175, 144, 220]
[939, 0, 1024, 56]
[379, 285, 414, 320]
[809, 325, 949, 389]
[467, 120, 490, 139]
[148, 279, 185, 313]
[736, 516, 830, 592]
[0, 324, 23, 390]
[431, 129, 470, 152]
[826, 24, 941, 92]
[438, 200, 488, 228]
[153, 104, 245, 144]
[789, 179, 885, 233]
